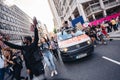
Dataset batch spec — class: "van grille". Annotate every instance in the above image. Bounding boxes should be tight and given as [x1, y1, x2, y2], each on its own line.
[67, 41, 88, 50]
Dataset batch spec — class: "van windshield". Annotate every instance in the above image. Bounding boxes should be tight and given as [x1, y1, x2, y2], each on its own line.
[57, 28, 83, 41]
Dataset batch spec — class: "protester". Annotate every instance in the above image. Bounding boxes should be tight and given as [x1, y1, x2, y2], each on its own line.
[50, 37, 59, 60]
[118, 16, 120, 26]
[0, 17, 46, 80]
[40, 37, 58, 77]
[61, 21, 72, 31]
[3, 48, 14, 79]
[87, 27, 97, 47]
[96, 25, 106, 44]
[105, 20, 112, 33]
[21, 42, 33, 80]
[111, 18, 118, 31]
[108, 20, 113, 32]
[100, 24, 110, 39]
[10, 50, 24, 80]
[0, 46, 6, 80]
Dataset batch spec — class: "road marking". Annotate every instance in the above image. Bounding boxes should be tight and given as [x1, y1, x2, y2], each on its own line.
[110, 38, 120, 40]
[102, 56, 120, 65]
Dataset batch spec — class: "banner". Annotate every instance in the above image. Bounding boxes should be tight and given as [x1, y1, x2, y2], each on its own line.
[71, 16, 85, 27]
[89, 12, 120, 26]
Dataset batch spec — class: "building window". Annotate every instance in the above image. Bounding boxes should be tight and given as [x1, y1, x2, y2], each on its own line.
[69, 0, 73, 5]
[0, 22, 3, 29]
[66, 7, 69, 13]
[3, 14, 7, 20]
[63, 0, 66, 5]
[2, 23, 6, 30]
[0, 12, 2, 18]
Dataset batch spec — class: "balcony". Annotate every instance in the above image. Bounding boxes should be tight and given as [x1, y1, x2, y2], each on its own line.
[65, 10, 71, 20]
[85, 0, 120, 17]
[104, 0, 120, 9]
[85, 2, 101, 16]
[70, 0, 77, 11]
[69, 0, 74, 5]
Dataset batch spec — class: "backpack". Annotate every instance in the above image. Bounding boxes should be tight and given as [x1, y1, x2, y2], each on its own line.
[13, 55, 23, 69]
[30, 46, 43, 64]
[30, 47, 45, 76]
[34, 48, 43, 61]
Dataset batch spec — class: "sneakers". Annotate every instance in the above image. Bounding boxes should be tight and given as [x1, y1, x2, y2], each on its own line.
[51, 70, 58, 77]
[109, 39, 113, 41]
[54, 70, 58, 75]
[94, 45, 96, 47]
[51, 71, 54, 77]
[104, 42, 107, 45]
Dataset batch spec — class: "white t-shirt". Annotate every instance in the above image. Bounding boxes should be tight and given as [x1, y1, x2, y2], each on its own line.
[0, 55, 5, 68]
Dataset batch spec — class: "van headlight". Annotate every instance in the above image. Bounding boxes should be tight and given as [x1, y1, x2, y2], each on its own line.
[60, 48, 68, 52]
[87, 40, 91, 45]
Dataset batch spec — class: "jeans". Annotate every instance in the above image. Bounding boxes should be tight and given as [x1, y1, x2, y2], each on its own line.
[11, 66, 22, 80]
[0, 68, 5, 80]
[43, 51, 56, 71]
[52, 49, 59, 60]
[113, 24, 118, 31]
[29, 71, 33, 80]
[4, 67, 12, 76]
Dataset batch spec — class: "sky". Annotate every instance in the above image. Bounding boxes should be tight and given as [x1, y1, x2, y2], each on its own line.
[4, 0, 54, 32]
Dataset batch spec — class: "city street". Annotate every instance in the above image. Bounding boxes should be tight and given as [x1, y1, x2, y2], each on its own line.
[5, 38, 120, 80]
[1, 0, 120, 80]
[4, 35, 120, 80]
[50, 40, 120, 80]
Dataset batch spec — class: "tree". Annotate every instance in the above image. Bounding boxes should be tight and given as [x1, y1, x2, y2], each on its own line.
[53, 28, 57, 34]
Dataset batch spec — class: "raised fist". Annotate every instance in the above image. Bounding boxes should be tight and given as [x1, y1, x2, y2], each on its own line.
[30, 23, 35, 31]
[33, 17, 38, 27]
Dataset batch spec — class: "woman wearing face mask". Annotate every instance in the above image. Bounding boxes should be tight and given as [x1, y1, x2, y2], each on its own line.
[40, 37, 58, 77]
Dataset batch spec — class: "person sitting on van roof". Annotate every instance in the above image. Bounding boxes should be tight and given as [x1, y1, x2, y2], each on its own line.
[61, 21, 72, 31]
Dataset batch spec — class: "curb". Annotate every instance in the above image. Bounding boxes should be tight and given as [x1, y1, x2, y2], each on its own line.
[110, 36, 120, 38]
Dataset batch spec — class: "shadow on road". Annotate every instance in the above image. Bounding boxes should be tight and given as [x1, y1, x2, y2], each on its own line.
[63, 53, 96, 65]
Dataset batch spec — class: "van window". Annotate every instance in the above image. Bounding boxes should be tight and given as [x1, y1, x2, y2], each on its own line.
[57, 28, 83, 41]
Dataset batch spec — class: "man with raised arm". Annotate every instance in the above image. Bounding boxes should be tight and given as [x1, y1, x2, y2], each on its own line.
[0, 17, 46, 80]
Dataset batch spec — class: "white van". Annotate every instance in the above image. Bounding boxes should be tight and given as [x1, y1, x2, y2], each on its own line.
[57, 28, 94, 61]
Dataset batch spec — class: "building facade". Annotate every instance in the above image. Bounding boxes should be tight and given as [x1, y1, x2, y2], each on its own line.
[37, 21, 49, 39]
[48, 0, 62, 29]
[48, 0, 120, 28]
[0, 1, 33, 44]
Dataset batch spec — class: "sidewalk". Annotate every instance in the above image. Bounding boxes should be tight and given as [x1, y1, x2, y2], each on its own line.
[109, 27, 120, 39]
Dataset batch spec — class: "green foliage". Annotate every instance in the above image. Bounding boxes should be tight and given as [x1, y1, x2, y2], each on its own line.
[53, 28, 57, 33]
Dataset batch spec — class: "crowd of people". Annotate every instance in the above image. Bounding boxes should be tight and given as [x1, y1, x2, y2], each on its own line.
[84, 17, 120, 46]
[0, 17, 59, 80]
[0, 15, 120, 80]
[0, 47, 25, 80]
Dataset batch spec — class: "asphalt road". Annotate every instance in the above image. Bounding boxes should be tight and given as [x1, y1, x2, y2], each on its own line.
[6, 40, 120, 80]
[53, 40, 120, 80]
